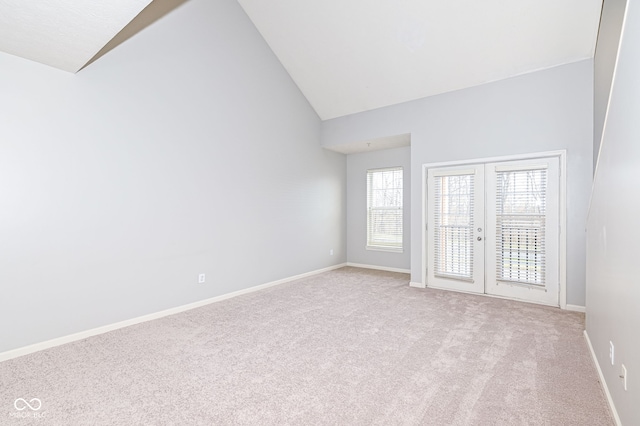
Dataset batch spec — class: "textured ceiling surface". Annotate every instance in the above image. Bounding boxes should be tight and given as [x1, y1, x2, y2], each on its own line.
[1, 0, 603, 120]
[237, 0, 603, 119]
[0, 0, 152, 72]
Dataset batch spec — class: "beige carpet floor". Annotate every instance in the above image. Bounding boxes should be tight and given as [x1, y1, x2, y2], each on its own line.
[1, 267, 613, 425]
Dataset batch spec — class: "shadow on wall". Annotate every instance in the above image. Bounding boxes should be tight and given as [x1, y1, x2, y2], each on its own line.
[81, 0, 191, 71]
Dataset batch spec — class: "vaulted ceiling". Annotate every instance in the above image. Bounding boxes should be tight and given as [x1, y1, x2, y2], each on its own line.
[0, 0, 153, 72]
[0, 0, 603, 120]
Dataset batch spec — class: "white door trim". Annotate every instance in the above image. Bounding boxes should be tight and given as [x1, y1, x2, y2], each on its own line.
[421, 150, 568, 309]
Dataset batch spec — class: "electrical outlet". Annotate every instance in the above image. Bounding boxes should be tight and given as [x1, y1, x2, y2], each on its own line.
[330, 249, 334, 256]
[610, 341, 615, 365]
[621, 364, 628, 391]
[198, 273, 205, 284]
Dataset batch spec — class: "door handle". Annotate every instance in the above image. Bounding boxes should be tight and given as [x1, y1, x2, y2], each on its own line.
[477, 236, 482, 241]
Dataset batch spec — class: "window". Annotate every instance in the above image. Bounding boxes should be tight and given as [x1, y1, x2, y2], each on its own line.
[495, 166, 547, 286]
[367, 167, 403, 251]
[433, 171, 475, 280]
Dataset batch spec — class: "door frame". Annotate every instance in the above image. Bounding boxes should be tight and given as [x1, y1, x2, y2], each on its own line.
[420, 150, 567, 309]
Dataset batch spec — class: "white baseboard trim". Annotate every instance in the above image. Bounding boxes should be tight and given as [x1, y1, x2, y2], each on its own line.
[409, 281, 426, 289]
[584, 330, 621, 426]
[0, 263, 347, 363]
[565, 304, 586, 313]
[346, 262, 410, 274]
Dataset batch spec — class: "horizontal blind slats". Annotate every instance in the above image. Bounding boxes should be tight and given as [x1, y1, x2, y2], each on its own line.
[367, 167, 403, 249]
[434, 174, 474, 280]
[495, 168, 547, 286]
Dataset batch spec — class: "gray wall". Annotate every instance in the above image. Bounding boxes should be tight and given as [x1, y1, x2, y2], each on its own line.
[594, 0, 628, 170]
[586, 0, 640, 423]
[323, 60, 593, 306]
[0, 0, 346, 353]
[346, 147, 411, 270]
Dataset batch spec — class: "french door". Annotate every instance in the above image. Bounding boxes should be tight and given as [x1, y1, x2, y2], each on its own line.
[426, 157, 560, 306]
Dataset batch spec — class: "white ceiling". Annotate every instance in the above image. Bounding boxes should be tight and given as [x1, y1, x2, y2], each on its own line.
[237, 0, 603, 120]
[1, 0, 603, 119]
[0, 0, 152, 72]
[326, 133, 411, 155]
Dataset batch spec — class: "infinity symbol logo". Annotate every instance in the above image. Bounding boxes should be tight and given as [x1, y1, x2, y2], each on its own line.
[14, 398, 42, 411]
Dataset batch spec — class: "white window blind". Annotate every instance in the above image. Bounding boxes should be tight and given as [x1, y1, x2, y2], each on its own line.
[367, 167, 403, 251]
[433, 173, 475, 281]
[495, 168, 547, 286]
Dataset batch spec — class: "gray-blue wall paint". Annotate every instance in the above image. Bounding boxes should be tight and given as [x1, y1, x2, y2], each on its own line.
[594, 0, 628, 170]
[587, 0, 640, 422]
[0, 0, 346, 353]
[347, 147, 411, 270]
[323, 60, 593, 306]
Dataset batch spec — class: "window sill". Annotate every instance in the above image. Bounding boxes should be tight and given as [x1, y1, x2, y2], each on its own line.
[366, 245, 403, 253]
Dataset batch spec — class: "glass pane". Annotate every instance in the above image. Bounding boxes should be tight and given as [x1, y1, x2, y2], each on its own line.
[496, 169, 547, 285]
[369, 209, 402, 246]
[434, 174, 474, 279]
[367, 168, 403, 248]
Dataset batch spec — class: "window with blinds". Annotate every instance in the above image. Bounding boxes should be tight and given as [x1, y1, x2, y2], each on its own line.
[433, 172, 475, 280]
[495, 166, 547, 286]
[367, 167, 403, 251]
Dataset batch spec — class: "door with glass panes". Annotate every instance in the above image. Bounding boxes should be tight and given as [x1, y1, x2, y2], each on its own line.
[426, 157, 560, 306]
